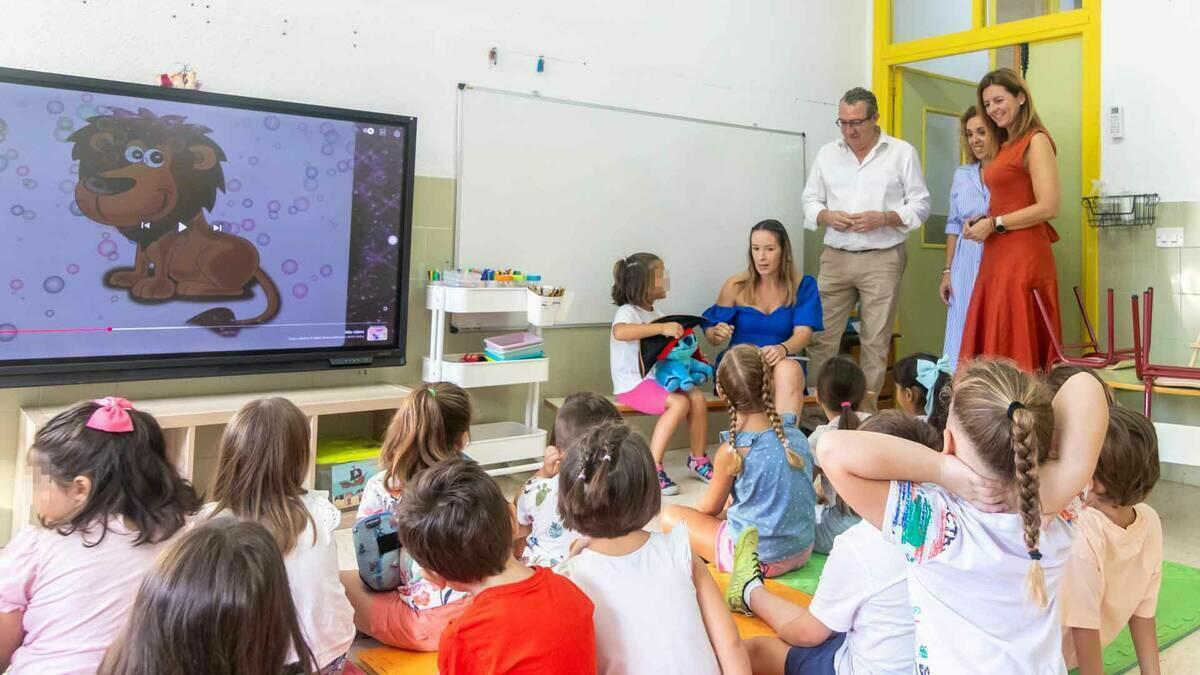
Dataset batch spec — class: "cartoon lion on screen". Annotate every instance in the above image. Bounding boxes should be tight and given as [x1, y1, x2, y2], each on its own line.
[67, 107, 280, 336]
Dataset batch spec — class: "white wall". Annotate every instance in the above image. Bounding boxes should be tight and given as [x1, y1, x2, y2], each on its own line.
[1102, 0, 1200, 200]
[0, 0, 869, 178]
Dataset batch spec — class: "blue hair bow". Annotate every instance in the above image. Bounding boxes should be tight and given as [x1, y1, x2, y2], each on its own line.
[915, 355, 953, 417]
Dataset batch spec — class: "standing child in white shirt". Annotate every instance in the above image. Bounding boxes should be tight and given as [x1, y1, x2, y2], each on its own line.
[611, 252, 712, 495]
[559, 421, 750, 675]
[201, 397, 355, 674]
[820, 360, 1109, 674]
[514, 392, 621, 567]
[1061, 405, 1163, 675]
[729, 410, 941, 675]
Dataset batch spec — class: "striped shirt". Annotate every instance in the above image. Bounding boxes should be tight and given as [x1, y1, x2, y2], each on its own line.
[943, 163, 990, 370]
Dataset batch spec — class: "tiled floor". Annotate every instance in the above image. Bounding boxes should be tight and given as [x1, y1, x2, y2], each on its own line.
[336, 447, 1200, 673]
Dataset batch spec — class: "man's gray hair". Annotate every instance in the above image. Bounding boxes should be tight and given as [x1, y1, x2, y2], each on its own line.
[841, 87, 879, 119]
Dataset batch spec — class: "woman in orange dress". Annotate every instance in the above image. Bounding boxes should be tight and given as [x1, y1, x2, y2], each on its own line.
[959, 68, 1062, 372]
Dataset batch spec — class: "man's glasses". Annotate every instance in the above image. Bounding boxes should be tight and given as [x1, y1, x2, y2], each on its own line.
[836, 118, 871, 130]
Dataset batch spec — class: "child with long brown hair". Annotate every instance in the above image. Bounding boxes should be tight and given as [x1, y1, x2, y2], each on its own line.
[0, 398, 200, 674]
[341, 382, 474, 652]
[99, 518, 318, 675]
[610, 251, 711, 495]
[202, 397, 354, 673]
[559, 421, 750, 675]
[819, 359, 1108, 673]
[661, 343, 816, 578]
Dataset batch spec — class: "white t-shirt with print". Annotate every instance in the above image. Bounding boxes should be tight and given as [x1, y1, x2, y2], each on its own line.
[809, 520, 912, 675]
[882, 481, 1077, 675]
[515, 475, 581, 568]
[610, 303, 662, 395]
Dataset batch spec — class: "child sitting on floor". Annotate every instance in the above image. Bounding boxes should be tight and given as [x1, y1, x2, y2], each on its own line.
[559, 421, 750, 674]
[0, 398, 200, 674]
[514, 392, 621, 568]
[661, 343, 816, 577]
[340, 383, 473, 652]
[808, 356, 869, 554]
[396, 457, 596, 675]
[892, 352, 952, 431]
[1062, 405, 1162, 674]
[730, 410, 942, 675]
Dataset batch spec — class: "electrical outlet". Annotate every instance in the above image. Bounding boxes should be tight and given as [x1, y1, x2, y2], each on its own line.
[1155, 227, 1185, 248]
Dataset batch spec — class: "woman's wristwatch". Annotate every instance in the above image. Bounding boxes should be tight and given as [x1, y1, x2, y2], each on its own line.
[994, 215, 1008, 234]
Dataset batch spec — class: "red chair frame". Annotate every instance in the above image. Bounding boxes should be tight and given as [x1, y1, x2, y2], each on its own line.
[1130, 287, 1200, 418]
[1034, 287, 1134, 368]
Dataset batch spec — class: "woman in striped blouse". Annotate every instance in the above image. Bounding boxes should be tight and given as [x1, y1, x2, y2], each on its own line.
[940, 106, 992, 370]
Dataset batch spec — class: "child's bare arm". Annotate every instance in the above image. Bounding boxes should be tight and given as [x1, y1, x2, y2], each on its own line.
[1070, 627, 1104, 675]
[613, 321, 680, 341]
[1040, 373, 1109, 513]
[0, 610, 23, 671]
[695, 444, 737, 516]
[692, 556, 751, 675]
[818, 431, 1007, 529]
[1128, 615, 1161, 675]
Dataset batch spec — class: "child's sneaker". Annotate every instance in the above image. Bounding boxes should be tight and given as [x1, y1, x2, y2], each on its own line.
[687, 455, 713, 482]
[725, 527, 763, 616]
[657, 467, 680, 496]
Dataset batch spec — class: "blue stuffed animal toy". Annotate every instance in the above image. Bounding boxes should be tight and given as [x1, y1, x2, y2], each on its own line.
[655, 331, 714, 392]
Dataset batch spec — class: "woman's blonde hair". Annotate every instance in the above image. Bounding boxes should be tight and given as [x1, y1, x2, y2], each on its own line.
[735, 220, 800, 308]
[977, 68, 1045, 150]
[208, 397, 314, 555]
[716, 343, 804, 476]
[951, 359, 1055, 607]
[381, 382, 472, 491]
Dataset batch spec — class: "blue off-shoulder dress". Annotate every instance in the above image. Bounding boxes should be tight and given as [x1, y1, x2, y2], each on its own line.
[702, 275, 824, 367]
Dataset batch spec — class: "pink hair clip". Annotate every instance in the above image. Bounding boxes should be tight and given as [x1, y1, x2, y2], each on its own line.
[87, 396, 135, 433]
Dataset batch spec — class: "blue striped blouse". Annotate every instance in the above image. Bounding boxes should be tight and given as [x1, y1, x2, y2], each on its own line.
[943, 164, 990, 370]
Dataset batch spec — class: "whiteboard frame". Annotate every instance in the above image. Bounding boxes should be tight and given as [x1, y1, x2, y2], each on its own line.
[452, 83, 808, 328]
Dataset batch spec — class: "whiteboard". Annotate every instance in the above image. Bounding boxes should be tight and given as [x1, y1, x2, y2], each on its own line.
[456, 86, 807, 326]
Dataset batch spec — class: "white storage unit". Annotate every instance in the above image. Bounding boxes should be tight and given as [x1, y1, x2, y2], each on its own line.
[424, 284, 561, 475]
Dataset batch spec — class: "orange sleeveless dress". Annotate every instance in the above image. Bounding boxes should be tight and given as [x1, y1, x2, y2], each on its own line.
[958, 130, 1062, 373]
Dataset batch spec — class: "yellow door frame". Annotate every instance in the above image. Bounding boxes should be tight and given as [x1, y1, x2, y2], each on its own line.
[874, 0, 1101, 321]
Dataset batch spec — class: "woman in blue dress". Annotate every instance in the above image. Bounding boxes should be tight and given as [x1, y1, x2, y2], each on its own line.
[703, 219, 823, 413]
[940, 106, 992, 370]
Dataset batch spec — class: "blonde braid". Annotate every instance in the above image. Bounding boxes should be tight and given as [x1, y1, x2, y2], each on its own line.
[726, 402, 744, 476]
[1011, 404, 1047, 607]
[761, 352, 803, 469]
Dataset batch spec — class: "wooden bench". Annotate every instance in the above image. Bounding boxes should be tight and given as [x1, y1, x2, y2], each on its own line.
[545, 392, 818, 417]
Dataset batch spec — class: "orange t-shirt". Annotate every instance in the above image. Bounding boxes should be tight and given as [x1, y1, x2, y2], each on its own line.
[437, 567, 596, 675]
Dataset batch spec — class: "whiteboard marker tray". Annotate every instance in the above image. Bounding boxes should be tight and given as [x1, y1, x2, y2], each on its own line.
[423, 354, 549, 388]
[467, 421, 546, 476]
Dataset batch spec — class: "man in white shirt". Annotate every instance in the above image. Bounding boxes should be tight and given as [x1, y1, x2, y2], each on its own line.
[802, 88, 930, 409]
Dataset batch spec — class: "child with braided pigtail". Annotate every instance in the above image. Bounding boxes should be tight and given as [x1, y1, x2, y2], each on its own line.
[661, 343, 816, 579]
[558, 421, 750, 675]
[818, 358, 1108, 674]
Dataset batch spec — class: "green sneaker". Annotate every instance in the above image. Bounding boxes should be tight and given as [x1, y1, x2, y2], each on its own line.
[725, 526, 763, 615]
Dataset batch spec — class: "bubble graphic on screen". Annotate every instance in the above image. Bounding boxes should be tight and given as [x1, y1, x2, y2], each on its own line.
[239, 199, 252, 210]
[69, 201, 84, 216]
[97, 240, 118, 257]
[22, 179, 37, 190]
[241, 218, 255, 232]
[303, 178, 318, 192]
[292, 283, 309, 299]
[316, 195, 324, 202]
[16, 166, 29, 177]
[81, 93, 93, 103]
[47, 100, 64, 114]
[45, 310, 54, 318]
[263, 115, 281, 131]
[10, 205, 23, 216]
[0, 157, 7, 172]
[22, 211, 35, 220]
[0, 324, 16, 342]
[320, 264, 333, 277]
[387, 235, 399, 246]
[227, 179, 242, 192]
[107, 252, 119, 261]
[321, 144, 334, 156]
[248, 156, 260, 166]
[345, 141, 354, 155]
[101, 232, 111, 240]
[298, 122, 307, 131]
[67, 264, 80, 275]
[281, 259, 299, 275]
[70, 163, 79, 175]
[110, 295, 119, 303]
[326, 168, 336, 177]
[6, 149, 18, 159]
[57, 117, 74, 130]
[294, 197, 309, 212]
[59, 180, 74, 193]
[10, 279, 23, 291]
[53, 127, 72, 143]
[273, 142, 282, 150]
[287, 206, 297, 215]
[43, 276, 65, 294]
[337, 160, 350, 173]
[225, 223, 240, 235]
[319, 121, 334, 134]
[267, 200, 281, 212]
[76, 104, 98, 120]
[256, 234, 271, 245]
[269, 212, 279, 220]
[305, 167, 318, 179]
